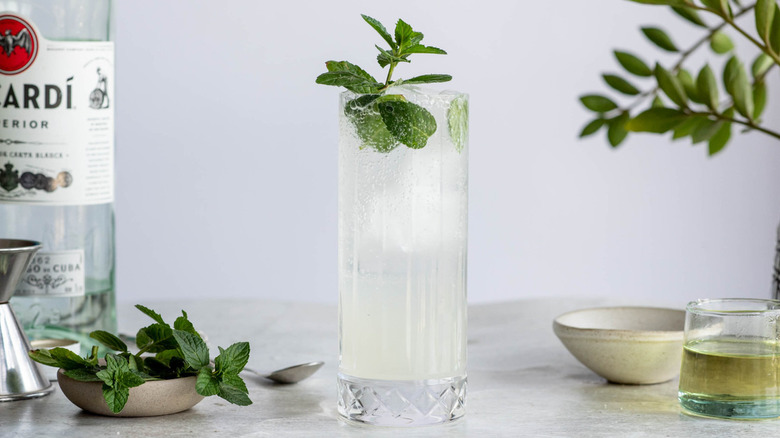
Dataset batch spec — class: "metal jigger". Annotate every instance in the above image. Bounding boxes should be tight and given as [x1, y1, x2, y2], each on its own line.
[0, 239, 53, 401]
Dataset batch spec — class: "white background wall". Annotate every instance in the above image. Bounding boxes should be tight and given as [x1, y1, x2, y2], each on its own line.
[114, 0, 780, 305]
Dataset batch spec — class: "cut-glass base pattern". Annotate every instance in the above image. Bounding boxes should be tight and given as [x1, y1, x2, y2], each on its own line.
[337, 373, 466, 426]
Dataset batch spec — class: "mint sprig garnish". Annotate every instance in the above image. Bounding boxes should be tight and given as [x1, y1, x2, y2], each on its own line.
[29, 305, 252, 414]
[316, 14, 452, 151]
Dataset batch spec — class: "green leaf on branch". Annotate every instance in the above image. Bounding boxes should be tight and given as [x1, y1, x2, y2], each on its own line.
[729, 60, 754, 119]
[692, 118, 722, 144]
[651, 96, 665, 108]
[697, 64, 720, 112]
[754, 81, 768, 120]
[654, 64, 688, 107]
[771, 5, 780, 54]
[672, 6, 707, 27]
[627, 0, 688, 5]
[641, 27, 679, 52]
[700, 0, 731, 18]
[672, 115, 707, 140]
[756, 0, 776, 44]
[752, 54, 774, 78]
[614, 51, 653, 77]
[603, 74, 640, 95]
[677, 69, 703, 104]
[709, 120, 732, 155]
[723, 56, 740, 96]
[626, 108, 688, 133]
[709, 31, 734, 54]
[580, 94, 618, 112]
[579, 118, 606, 138]
[607, 112, 630, 147]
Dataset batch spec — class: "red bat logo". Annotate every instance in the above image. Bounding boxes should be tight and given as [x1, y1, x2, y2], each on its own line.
[0, 15, 38, 75]
[0, 28, 31, 57]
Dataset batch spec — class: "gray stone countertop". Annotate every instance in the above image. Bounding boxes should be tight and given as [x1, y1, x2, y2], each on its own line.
[1, 298, 777, 437]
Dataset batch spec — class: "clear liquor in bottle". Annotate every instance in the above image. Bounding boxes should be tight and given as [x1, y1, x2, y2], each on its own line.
[0, 0, 116, 349]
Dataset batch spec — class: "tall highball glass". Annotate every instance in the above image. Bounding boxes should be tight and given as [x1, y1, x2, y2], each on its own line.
[337, 86, 468, 426]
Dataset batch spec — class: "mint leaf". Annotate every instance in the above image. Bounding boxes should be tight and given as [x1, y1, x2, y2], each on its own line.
[102, 384, 130, 414]
[377, 100, 437, 149]
[402, 74, 452, 85]
[49, 347, 90, 370]
[362, 14, 395, 49]
[404, 44, 447, 55]
[173, 329, 210, 370]
[96, 354, 146, 413]
[345, 95, 399, 152]
[63, 368, 103, 382]
[221, 373, 248, 394]
[196, 367, 220, 396]
[28, 349, 62, 368]
[448, 96, 468, 152]
[136, 323, 176, 352]
[135, 304, 165, 324]
[316, 61, 382, 94]
[173, 310, 198, 337]
[218, 382, 253, 406]
[90, 330, 128, 352]
[394, 19, 423, 51]
[317, 15, 450, 94]
[214, 342, 250, 375]
[120, 371, 146, 388]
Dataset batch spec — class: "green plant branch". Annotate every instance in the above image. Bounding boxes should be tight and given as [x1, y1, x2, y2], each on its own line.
[622, 6, 753, 113]
[690, 109, 780, 140]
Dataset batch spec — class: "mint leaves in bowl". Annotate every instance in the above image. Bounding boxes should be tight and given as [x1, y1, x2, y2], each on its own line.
[29, 305, 252, 417]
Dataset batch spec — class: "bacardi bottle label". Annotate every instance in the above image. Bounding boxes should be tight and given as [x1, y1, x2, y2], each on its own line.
[15, 250, 85, 297]
[0, 12, 114, 205]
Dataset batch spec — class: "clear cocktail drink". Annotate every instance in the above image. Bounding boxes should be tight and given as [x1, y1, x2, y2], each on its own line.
[337, 86, 468, 426]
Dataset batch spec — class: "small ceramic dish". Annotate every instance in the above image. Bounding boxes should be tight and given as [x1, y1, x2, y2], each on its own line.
[553, 306, 685, 384]
[57, 369, 204, 417]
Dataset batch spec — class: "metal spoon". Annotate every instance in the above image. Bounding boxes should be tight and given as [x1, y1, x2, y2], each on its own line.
[243, 361, 324, 384]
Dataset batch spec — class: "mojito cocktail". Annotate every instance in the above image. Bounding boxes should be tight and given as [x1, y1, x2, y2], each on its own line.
[337, 86, 468, 426]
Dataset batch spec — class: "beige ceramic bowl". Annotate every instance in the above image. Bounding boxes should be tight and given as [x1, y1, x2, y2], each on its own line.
[57, 369, 204, 417]
[553, 306, 685, 384]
